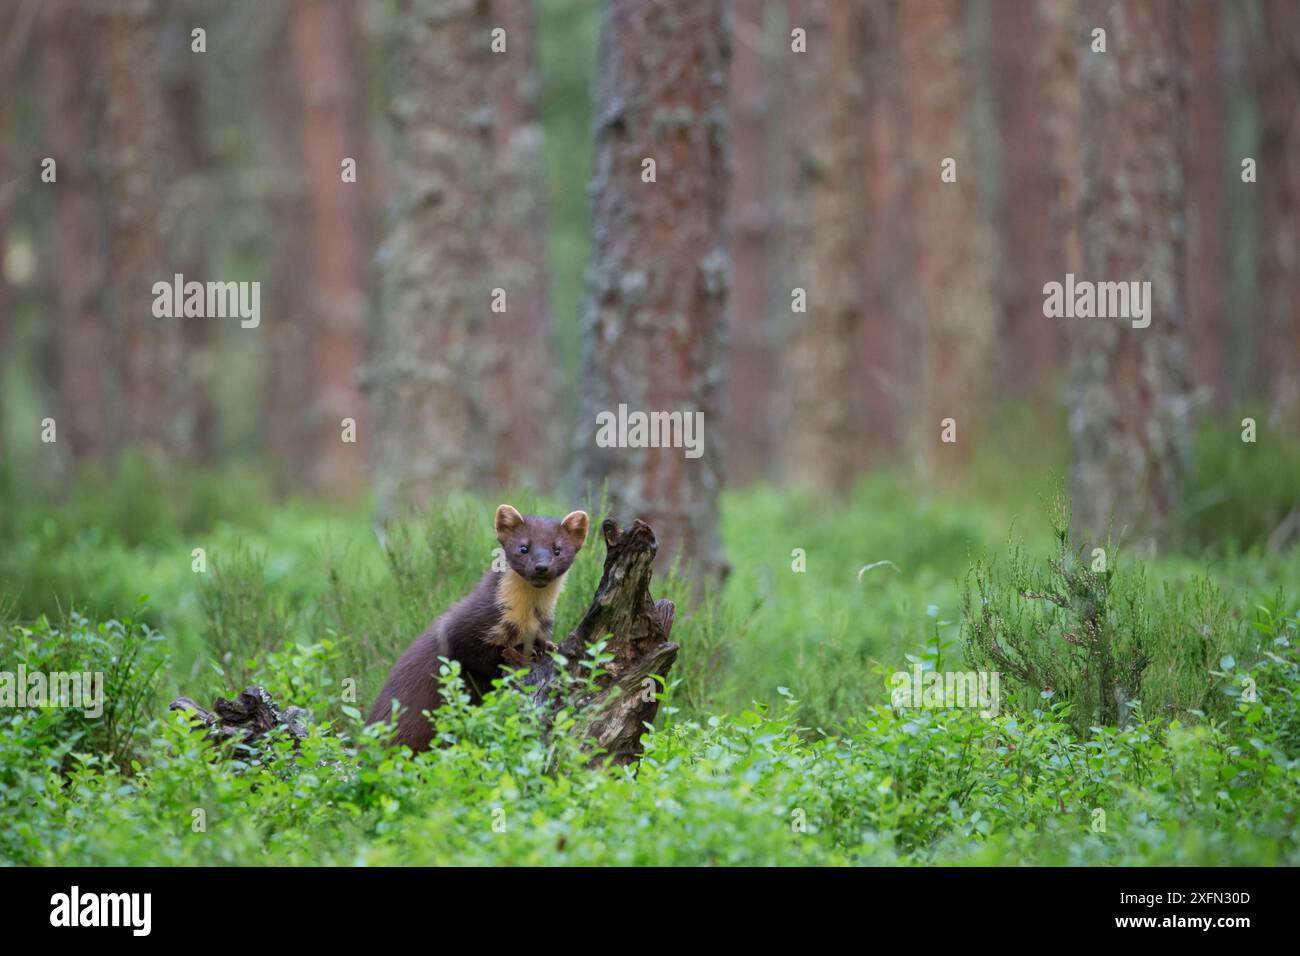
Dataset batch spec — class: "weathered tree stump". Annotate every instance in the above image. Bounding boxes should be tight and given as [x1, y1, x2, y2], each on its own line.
[525, 517, 678, 766]
[168, 517, 678, 766]
[169, 686, 310, 748]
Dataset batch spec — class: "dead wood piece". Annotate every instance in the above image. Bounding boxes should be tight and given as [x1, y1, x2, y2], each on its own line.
[169, 685, 310, 748]
[526, 517, 679, 766]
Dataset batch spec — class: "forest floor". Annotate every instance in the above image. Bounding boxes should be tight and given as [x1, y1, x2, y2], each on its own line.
[1, 450, 1298, 865]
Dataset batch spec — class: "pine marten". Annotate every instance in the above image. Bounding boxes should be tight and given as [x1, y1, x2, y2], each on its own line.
[366, 504, 590, 752]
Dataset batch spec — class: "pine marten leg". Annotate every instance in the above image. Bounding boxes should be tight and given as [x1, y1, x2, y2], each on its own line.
[502, 637, 559, 668]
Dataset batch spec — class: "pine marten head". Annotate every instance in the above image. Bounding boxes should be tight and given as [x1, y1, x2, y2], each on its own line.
[495, 504, 589, 589]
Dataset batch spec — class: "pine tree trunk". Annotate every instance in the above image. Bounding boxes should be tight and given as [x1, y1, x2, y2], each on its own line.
[0, 3, 14, 467]
[776, 0, 867, 493]
[577, 0, 731, 583]
[161, 0, 216, 463]
[374, 0, 494, 518]
[895, 0, 995, 480]
[1040, 0, 1083, 284]
[97, 0, 186, 457]
[991, 0, 1057, 394]
[484, 0, 558, 491]
[42, 0, 114, 465]
[289, 0, 370, 496]
[1069, 0, 1195, 552]
[1185, 0, 1230, 414]
[255, 12, 312, 496]
[1256, 0, 1300, 428]
[858, 0, 901, 462]
[725, 0, 775, 487]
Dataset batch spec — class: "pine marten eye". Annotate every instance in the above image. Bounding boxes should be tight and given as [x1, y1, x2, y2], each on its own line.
[518, 544, 529, 554]
[552, 545, 561, 555]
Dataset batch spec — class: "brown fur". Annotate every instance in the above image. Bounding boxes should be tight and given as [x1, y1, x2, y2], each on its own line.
[366, 505, 589, 752]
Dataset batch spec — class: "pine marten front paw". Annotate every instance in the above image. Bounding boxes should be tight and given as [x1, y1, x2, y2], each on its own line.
[503, 639, 558, 669]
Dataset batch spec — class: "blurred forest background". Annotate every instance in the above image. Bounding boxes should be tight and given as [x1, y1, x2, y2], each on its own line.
[3, 0, 1300, 868]
[1, 0, 1298, 581]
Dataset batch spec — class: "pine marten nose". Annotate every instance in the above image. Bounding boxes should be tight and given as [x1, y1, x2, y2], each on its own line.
[533, 562, 551, 577]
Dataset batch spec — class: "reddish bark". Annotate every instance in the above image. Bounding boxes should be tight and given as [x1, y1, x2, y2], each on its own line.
[895, 0, 995, 478]
[161, 4, 216, 462]
[859, 0, 900, 462]
[1040, 0, 1083, 284]
[289, 0, 370, 495]
[777, 0, 868, 493]
[42, 0, 113, 463]
[1256, 0, 1300, 427]
[991, 0, 1057, 393]
[1069, 0, 1195, 551]
[577, 0, 731, 582]
[725, 0, 775, 486]
[97, 0, 184, 455]
[255, 13, 312, 495]
[484, 0, 558, 490]
[1185, 0, 1230, 413]
[374, 0, 495, 516]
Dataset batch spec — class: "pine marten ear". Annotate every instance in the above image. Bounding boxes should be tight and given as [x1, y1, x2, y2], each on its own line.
[495, 504, 525, 542]
[561, 510, 590, 550]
